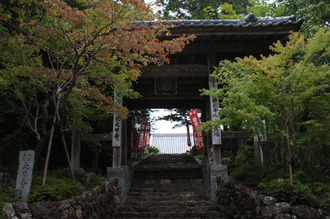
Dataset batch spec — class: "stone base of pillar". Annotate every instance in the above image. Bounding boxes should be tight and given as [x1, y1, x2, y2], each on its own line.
[210, 165, 228, 206]
[107, 165, 134, 205]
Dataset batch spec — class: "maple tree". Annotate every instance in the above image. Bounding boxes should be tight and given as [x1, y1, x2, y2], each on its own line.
[202, 29, 329, 185]
[0, 0, 195, 179]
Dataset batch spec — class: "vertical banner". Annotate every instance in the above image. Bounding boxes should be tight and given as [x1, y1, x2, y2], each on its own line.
[145, 122, 151, 147]
[209, 76, 222, 145]
[188, 109, 204, 152]
[137, 120, 150, 150]
[192, 126, 200, 150]
[137, 121, 145, 150]
[186, 120, 191, 146]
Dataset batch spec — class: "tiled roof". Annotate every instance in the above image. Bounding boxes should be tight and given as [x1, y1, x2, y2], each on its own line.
[135, 14, 304, 29]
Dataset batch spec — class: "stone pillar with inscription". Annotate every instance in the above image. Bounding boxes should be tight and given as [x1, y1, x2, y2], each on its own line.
[108, 92, 134, 205]
[112, 113, 122, 168]
[112, 92, 123, 168]
[16, 150, 35, 202]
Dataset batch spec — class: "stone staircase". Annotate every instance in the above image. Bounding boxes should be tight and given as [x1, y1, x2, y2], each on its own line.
[114, 153, 221, 219]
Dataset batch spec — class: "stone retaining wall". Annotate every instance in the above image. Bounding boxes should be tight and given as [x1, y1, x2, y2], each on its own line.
[216, 176, 329, 219]
[2, 177, 120, 219]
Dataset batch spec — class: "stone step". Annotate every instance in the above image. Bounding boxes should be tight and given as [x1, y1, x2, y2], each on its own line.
[129, 185, 205, 193]
[117, 205, 216, 213]
[134, 169, 202, 180]
[127, 191, 207, 200]
[124, 197, 209, 206]
[130, 179, 204, 190]
[124, 200, 210, 207]
[132, 179, 204, 185]
[114, 210, 221, 219]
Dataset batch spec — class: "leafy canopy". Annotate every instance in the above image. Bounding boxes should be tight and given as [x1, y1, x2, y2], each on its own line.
[202, 29, 330, 182]
[0, 0, 195, 162]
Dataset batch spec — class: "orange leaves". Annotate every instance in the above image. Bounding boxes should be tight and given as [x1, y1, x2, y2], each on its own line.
[12, 0, 195, 119]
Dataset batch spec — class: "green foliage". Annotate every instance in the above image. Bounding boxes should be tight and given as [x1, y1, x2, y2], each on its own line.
[146, 146, 160, 154]
[28, 169, 105, 203]
[247, 0, 278, 17]
[230, 161, 262, 186]
[157, 0, 250, 19]
[0, 188, 20, 215]
[259, 179, 320, 206]
[218, 3, 242, 19]
[196, 153, 204, 161]
[234, 144, 255, 165]
[28, 176, 84, 203]
[51, 169, 105, 189]
[276, 0, 330, 38]
[202, 29, 330, 185]
[307, 182, 330, 198]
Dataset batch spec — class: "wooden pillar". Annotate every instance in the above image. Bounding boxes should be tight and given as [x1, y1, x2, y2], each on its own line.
[201, 104, 209, 163]
[208, 53, 222, 165]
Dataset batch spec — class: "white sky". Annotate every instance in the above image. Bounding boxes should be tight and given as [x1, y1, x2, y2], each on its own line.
[151, 109, 192, 134]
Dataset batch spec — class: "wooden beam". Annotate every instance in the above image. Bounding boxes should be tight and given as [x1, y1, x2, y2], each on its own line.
[90, 134, 113, 141]
[221, 131, 252, 139]
[141, 64, 208, 78]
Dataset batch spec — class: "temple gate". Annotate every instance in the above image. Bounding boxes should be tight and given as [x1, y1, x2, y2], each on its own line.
[72, 14, 303, 205]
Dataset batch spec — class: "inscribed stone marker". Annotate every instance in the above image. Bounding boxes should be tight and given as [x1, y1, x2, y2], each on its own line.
[15, 150, 35, 201]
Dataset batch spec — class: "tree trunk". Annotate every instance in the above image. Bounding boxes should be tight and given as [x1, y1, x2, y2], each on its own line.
[286, 125, 293, 186]
[61, 133, 75, 181]
[34, 134, 49, 163]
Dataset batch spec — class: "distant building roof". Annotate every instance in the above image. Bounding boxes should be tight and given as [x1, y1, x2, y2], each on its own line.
[135, 14, 304, 30]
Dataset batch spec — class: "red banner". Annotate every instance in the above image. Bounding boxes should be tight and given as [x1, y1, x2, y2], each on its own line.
[137, 120, 150, 150]
[145, 122, 151, 147]
[188, 109, 204, 152]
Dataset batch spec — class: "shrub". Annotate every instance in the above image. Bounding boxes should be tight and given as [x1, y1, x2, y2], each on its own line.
[196, 153, 204, 161]
[146, 146, 160, 154]
[46, 169, 105, 189]
[234, 144, 255, 165]
[258, 178, 319, 207]
[307, 182, 330, 209]
[230, 161, 262, 186]
[28, 176, 84, 203]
